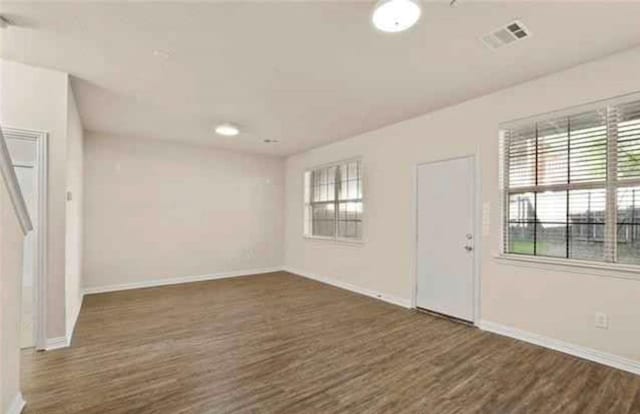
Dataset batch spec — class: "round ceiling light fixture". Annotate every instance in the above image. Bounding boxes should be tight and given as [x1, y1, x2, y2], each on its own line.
[372, 0, 422, 33]
[215, 123, 240, 137]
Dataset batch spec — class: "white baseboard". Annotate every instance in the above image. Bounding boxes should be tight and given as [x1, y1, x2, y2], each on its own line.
[45, 336, 69, 350]
[283, 266, 411, 308]
[47, 293, 85, 352]
[66, 292, 84, 345]
[478, 320, 640, 376]
[7, 393, 25, 414]
[82, 267, 283, 295]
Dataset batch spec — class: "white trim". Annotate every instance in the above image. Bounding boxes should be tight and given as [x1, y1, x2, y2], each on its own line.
[46, 292, 83, 350]
[3, 127, 50, 351]
[7, 393, 25, 414]
[284, 266, 411, 308]
[410, 154, 482, 323]
[82, 267, 283, 295]
[66, 292, 84, 345]
[0, 128, 33, 234]
[495, 254, 640, 281]
[13, 163, 35, 169]
[302, 234, 366, 246]
[478, 320, 640, 376]
[45, 336, 69, 350]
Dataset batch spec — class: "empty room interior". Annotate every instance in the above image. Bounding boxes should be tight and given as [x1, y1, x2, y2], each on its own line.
[1, 1, 640, 413]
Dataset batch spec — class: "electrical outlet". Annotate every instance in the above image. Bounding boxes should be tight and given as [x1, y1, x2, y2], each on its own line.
[594, 312, 608, 329]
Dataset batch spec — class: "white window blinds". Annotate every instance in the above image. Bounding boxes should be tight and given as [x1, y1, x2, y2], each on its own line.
[501, 97, 640, 265]
[304, 160, 363, 241]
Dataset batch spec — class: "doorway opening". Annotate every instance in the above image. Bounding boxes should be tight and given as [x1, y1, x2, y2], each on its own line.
[5, 128, 48, 350]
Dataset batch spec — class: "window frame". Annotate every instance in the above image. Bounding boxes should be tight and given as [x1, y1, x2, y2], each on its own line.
[303, 157, 365, 244]
[499, 92, 640, 274]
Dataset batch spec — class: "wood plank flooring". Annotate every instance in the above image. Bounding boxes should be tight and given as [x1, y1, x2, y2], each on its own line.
[21, 271, 640, 413]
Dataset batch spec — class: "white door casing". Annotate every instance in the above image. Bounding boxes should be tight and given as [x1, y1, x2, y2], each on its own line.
[4, 128, 48, 350]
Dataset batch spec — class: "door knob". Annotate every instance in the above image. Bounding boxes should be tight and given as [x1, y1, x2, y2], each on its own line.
[464, 245, 473, 252]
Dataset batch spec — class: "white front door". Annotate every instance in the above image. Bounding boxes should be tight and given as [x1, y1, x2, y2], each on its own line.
[416, 156, 475, 322]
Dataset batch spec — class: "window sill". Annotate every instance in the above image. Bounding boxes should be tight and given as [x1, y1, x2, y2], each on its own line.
[303, 235, 366, 246]
[494, 254, 640, 281]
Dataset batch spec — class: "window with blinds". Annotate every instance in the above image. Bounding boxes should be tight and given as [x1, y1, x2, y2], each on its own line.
[304, 160, 363, 241]
[501, 97, 640, 265]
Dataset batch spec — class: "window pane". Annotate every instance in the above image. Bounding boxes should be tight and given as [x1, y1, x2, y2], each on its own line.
[537, 191, 566, 224]
[339, 177, 347, 200]
[569, 110, 607, 183]
[617, 225, 640, 264]
[348, 162, 358, 180]
[617, 186, 640, 264]
[311, 167, 336, 202]
[508, 192, 535, 222]
[536, 223, 566, 258]
[508, 126, 536, 188]
[569, 188, 606, 224]
[311, 203, 335, 237]
[508, 222, 534, 255]
[348, 180, 358, 199]
[339, 162, 362, 201]
[617, 101, 640, 181]
[570, 225, 605, 261]
[537, 117, 568, 186]
[617, 186, 640, 224]
[568, 189, 606, 261]
[337, 201, 362, 239]
[326, 166, 336, 201]
[507, 191, 568, 257]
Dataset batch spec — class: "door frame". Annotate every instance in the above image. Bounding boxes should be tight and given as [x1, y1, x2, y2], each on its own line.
[4, 127, 49, 350]
[410, 154, 481, 324]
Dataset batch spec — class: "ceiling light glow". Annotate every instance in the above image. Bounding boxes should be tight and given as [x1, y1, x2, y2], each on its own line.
[215, 123, 240, 136]
[372, 0, 422, 33]
[152, 49, 170, 59]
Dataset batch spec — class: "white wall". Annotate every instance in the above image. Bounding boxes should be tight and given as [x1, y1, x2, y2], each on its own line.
[83, 133, 284, 289]
[285, 46, 640, 363]
[0, 59, 69, 339]
[65, 83, 84, 338]
[0, 159, 26, 414]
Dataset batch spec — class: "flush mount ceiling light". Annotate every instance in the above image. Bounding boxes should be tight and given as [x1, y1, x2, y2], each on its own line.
[372, 0, 422, 33]
[215, 123, 240, 137]
[152, 49, 170, 59]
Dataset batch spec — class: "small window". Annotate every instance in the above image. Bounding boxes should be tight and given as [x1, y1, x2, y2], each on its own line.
[304, 160, 363, 241]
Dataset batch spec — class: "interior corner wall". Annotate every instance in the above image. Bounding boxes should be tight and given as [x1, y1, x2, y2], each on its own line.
[0, 59, 68, 340]
[284, 45, 640, 363]
[82, 133, 285, 290]
[65, 82, 84, 337]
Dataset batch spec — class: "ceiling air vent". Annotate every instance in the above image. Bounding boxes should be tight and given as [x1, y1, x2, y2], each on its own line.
[482, 20, 530, 50]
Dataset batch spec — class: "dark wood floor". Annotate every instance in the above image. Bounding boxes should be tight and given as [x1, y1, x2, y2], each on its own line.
[22, 271, 640, 413]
